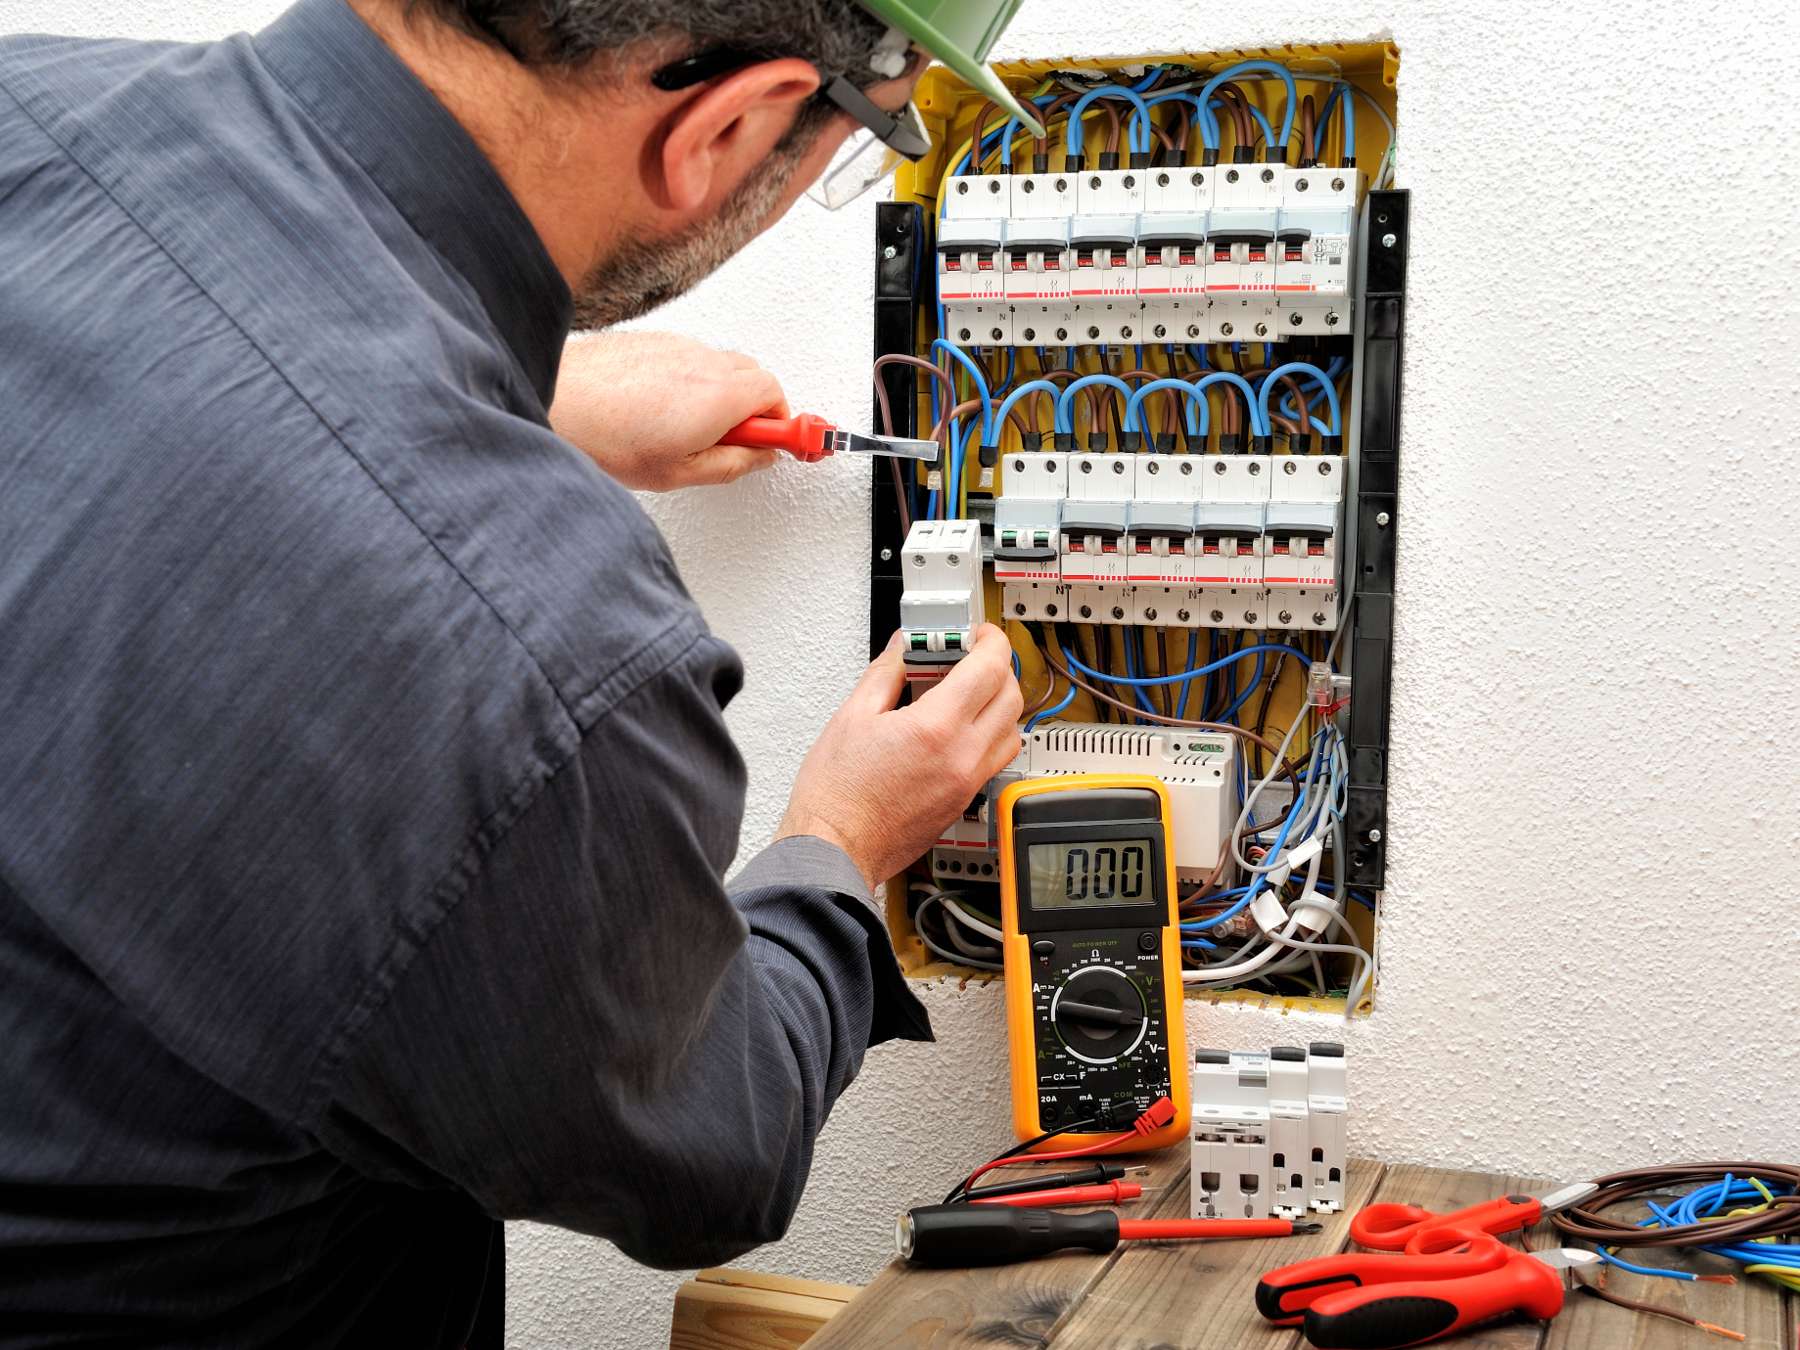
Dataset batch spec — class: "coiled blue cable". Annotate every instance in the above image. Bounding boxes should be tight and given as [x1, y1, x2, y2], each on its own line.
[1191, 371, 1268, 436]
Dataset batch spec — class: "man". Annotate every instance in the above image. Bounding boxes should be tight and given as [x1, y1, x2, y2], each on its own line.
[0, 0, 1041, 1342]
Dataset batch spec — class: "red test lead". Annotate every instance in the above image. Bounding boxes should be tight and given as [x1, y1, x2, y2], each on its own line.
[969, 1181, 1145, 1209]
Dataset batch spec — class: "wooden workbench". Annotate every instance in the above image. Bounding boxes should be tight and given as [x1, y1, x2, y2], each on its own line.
[806, 1152, 1797, 1349]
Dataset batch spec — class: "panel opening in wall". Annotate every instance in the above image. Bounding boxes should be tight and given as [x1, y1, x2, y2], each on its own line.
[870, 43, 1403, 1016]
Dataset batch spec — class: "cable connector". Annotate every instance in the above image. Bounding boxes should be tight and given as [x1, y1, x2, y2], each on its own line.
[1134, 1096, 1177, 1137]
[1307, 661, 1351, 708]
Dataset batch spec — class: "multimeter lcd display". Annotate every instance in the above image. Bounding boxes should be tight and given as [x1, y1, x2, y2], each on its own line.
[1026, 839, 1157, 910]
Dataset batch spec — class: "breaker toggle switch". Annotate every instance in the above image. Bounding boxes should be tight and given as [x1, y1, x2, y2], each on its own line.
[995, 496, 1066, 622]
[1068, 215, 1141, 345]
[1060, 501, 1131, 624]
[1135, 213, 1207, 344]
[1004, 219, 1072, 347]
[1127, 500, 1201, 626]
[1276, 168, 1361, 335]
[899, 519, 986, 678]
[936, 218, 1010, 347]
[1194, 502, 1266, 630]
[1261, 503, 1339, 631]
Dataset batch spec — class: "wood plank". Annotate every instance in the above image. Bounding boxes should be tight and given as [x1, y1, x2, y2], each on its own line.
[1046, 1160, 1383, 1350]
[1541, 1186, 1791, 1350]
[1348, 1165, 1555, 1350]
[804, 1145, 1192, 1349]
[670, 1271, 855, 1350]
[693, 1268, 862, 1306]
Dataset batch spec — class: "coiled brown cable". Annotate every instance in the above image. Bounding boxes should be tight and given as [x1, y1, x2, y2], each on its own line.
[1553, 1164, 1800, 1249]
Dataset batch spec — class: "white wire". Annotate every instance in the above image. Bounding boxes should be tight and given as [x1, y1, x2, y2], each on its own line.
[913, 891, 1004, 971]
[941, 896, 1004, 942]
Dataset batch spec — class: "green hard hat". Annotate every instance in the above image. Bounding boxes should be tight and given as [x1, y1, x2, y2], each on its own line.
[854, 0, 1045, 138]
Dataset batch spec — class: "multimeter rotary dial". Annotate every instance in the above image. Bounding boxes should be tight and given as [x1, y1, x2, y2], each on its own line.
[1049, 965, 1150, 1065]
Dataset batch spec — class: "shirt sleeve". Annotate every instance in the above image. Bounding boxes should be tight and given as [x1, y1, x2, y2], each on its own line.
[309, 631, 930, 1269]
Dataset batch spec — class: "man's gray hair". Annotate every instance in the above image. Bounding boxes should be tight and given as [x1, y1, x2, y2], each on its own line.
[415, 0, 893, 78]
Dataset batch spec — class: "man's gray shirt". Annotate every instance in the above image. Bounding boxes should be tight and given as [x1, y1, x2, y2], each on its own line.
[0, 1, 929, 1342]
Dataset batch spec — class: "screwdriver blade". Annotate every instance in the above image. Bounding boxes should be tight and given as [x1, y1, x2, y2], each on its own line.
[829, 430, 940, 463]
[1532, 1248, 1602, 1270]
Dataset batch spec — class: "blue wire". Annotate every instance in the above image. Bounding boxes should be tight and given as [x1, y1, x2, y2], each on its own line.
[1194, 62, 1297, 154]
[1056, 635, 1311, 688]
[1054, 373, 1134, 435]
[1177, 631, 1198, 717]
[990, 380, 1063, 447]
[1278, 356, 1345, 419]
[1220, 642, 1264, 721]
[1130, 66, 1166, 92]
[1065, 85, 1155, 157]
[930, 339, 994, 444]
[1191, 371, 1268, 436]
[1024, 683, 1079, 732]
[1124, 378, 1208, 435]
[1594, 1175, 1800, 1282]
[945, 417, 969, 514]
[1125, 630, 1158, 718]
[1258, 361, 1341, 435]
[1313, 83, 1356, 162]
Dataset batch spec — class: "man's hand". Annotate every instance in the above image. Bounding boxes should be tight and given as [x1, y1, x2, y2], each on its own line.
[550, 331, 787, 490]
[777, 625, 1025, 891]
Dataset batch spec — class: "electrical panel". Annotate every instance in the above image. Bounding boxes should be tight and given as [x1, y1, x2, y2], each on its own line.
[1190, 1043, 1348, 1220]
[872, 44, 1406, 1015]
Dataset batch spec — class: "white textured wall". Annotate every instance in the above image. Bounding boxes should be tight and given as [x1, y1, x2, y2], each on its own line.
[11, 1, 1799, 1346]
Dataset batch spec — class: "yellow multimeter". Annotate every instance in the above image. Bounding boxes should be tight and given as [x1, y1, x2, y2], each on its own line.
[998, 775, 1190, 1153]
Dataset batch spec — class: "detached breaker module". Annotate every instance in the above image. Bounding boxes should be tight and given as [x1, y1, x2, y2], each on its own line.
[1192, 1042, 1347, 1219]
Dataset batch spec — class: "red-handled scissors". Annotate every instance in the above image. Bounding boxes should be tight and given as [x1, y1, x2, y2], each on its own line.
[1256, 1231, 1600, 1348]
[1348, 1181, 1597, 1252]
[723, 415, 938, 464]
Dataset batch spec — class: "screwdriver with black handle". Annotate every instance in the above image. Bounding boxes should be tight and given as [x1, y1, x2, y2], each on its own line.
[897, 1203, 1320, 1267]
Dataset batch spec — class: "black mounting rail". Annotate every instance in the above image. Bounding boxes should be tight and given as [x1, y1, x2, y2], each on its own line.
[1345, 188, 1409, 889]
[869, 201, 925, 660]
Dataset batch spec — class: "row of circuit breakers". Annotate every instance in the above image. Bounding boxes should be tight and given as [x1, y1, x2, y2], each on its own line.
[898, 446, 1344, 676]
[939, 166, 1364, 345]
[1191, 1042, 1348, 1221]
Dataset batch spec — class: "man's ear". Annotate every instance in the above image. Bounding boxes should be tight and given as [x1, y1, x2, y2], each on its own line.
[652, 58, 825, 213]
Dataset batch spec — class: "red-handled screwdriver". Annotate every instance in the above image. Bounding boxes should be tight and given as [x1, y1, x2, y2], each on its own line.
[723, 414, 939, 464]
[896, 1204, 1319, 1267]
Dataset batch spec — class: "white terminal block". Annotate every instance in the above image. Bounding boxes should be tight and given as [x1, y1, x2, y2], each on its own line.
[1144, 162, 1217, 216]
[1306, 1041, 1348, 1213]
[1270, 454, 1346, 505]
[1276, 168, 1362, 337]
[935, 217, 1009, 348]
[1135, 213, 1208, 346]
[1009, 168, 1078, 220]
[1004, 218, 1072, 348]
[1068, 215, 1141, 345]
[898, 518, 984, 673]
[1194, 502, 1267, 631]
[1200, 453, 1273, 504]
[1262, 502, 1339, 632]
[1068, 449, 1138, 502]
[1023, 723, 1236, 882]
[1075, 165, 1147, 216]
[993, 495, 1065, 624]
[1001, 450, 1069, 500]
[1267, 1047, 1313, 1220]
[1191, 1050, 1273, 1220]
[942, 170, 1012, 220]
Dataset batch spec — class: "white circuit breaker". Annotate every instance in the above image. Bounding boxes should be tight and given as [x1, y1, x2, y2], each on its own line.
[1004, 218, 1072, 347]
[1306, 1040, 1348, 1213]
[1276, 168, 1362, 336]
[1194, 502, 1267, 631]
[1267, 1046, 1312, 1219]
[996, 452, 1069, 623]
[1135, 214, 1207, 345]
[1263, 452, 1343, 632]
[936, 217, 1008, 347]
[1126, 453, 1205, 625]
[1068, 216, 1140, 345]
[898, 519, 983, 679]
[1191, 1050, 1273, 1220]
[943, 170, 1012, 220]
[1075, 165, 1147, 216]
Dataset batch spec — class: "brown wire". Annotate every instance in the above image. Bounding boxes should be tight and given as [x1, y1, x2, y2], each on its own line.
[872, 355, 962, 536]
[1213, 84, 1255, 151]
[1166, 98, 1192, 165]
[968, 100, 999, 174]
[1300, 94, 1316, 165]
[1553, 1164, 1800, 1250]
[1032, 93, 1080, 163]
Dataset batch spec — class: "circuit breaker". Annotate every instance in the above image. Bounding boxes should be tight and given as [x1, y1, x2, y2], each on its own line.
[898, 519, 983, 678]
[1267, 1046, 1313, 1220]
[1306, 1041, 1348, 1213]
[1191, 1049, 1273, 1220]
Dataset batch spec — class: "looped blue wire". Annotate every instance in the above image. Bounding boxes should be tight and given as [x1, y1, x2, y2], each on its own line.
[1313, 83, 1356, 162]
[988, 380, 1063, 446]
[1124, 378, 1209, 436]
[1055, 634, 1313, 687]
[1064, 85, 1154, 157]
[1279, 356, 1345, 419]
[929, 339, 994, 444]
[1258, 361, 1341, 434]
[1195, 62, 1297, 154]
[1054, 373, 1134, 434]
[1136, 92, 1208, 151]
[1191, 371, 1267, 436]
[1024, 682, 1079, 732]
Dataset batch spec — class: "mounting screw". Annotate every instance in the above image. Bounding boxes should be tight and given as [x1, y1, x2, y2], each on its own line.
[1153, 324, 1168, 338]
[1123, 174, 1136, 188]
[1226, 169, 1240, 183]
[1278, 610, 1293, 624]
[1332, 177, 1346, 192]
[1289, 312, 1304, 327]
[1146, 460, 1160, 475]
[1111, 460, 1126, 474]
[1296, 177, 1309, 192]
[1157, 172, 1171, 187]
[879, 547, 892, 561]
[1260, 168, 1274, 183]
[1377, 511, 1391, 527]
[1220, 322, 1235, 336]
[1014, 602, 1027, 615]
[1284, 460, 1298, 475]
[911, 554, 926, 566]
[1191, 172, 1205, 186]
[988, 179, 1001, 194]
[1177, 608, 1192, 622]
[1254, 322, 1269, 337]
[1055, 327, 1069, 340]
[1312, 611, 1327, 625]
[1187, 324, 1201, 338]
[1087, 325, 1101, 339]
[1110, 606, 1125, 620]
[991, 328, 1004, 341]
[1247, 461, 1262, 475]
[1244, 611, 1259, 624]
[1210, 609, 1224, 622]
[1054, 177, 1068, 191]
[1043, 460, 1057, 473]
[1319, 460, 1333, 475]
[1325, 311, 1340, 327]
[1145, 607, 1158, 621]
[882, 244, 897, 260]
[955, 181, 969, 194]
[1089, 175, 1102, 190]
[1080, 459, 1093, 474]
[1368, 828, 1383, 843]
[1010, 458, 1024, 472]
[958, 328, 971, 340]
[1045, 603, 1059, 616]
[1079, 604, 1093, 618]
[1180, 461, 1194, 475]
[1382, 232, 1397, 248]
[1120, 325, 1134, 339]
[1022, 327, 1037, 341]
[1022, 179, 1036, 194]
[947, 554, 960, 566]
[1213, 461, 1228, 474]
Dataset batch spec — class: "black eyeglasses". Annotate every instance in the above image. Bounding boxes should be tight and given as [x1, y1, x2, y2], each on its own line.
[651, 46, 930, 165]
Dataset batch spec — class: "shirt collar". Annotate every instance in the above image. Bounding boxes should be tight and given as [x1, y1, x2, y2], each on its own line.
[254, 0, 572, 408]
